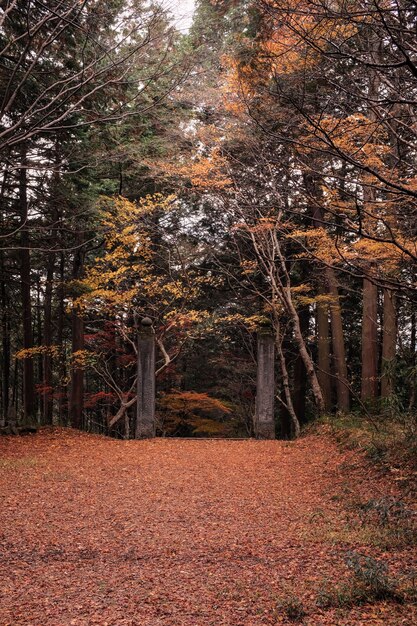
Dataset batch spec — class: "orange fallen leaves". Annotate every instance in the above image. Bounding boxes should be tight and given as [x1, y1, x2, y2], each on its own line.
[0, 429, 415, 625]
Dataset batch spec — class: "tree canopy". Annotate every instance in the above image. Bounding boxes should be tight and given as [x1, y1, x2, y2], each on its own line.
[1, 0, 416, 439]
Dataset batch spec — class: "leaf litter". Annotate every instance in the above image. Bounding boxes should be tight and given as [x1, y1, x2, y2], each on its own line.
[0, 429, 415, 625]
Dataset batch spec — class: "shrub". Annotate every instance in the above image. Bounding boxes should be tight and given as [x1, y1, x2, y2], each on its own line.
[276, 596, 307, 622]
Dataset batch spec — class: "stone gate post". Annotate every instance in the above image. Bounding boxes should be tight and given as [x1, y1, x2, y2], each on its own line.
[255, 327, 275, 439]
[136, 317, 156, 438]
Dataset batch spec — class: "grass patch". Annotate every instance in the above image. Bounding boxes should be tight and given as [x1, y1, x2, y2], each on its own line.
[316, 551, 405, 609]
[304, 491, 416, 550]
[316, 412, 417, 478]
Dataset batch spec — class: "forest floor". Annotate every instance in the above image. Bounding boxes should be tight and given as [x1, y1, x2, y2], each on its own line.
[0, 429, 416, 626]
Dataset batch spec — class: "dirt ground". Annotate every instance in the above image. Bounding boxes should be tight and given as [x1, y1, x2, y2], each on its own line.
[0, 429, 415, 625]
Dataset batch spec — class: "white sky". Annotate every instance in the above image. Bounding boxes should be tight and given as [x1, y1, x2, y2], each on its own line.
[163, 0, 196, 32]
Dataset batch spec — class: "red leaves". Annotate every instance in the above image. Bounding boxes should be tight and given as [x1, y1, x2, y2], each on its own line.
[84, 391, 117, 409]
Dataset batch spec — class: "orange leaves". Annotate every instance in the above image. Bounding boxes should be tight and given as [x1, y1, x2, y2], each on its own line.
[289, 226, 342, 265]
[352, 238, 404, 274]
[189, 149, 233, 190]
[165, 146, 232, 191]
[159, 390, 231, 415]
[1, 430, 415, 625]
[15, 345, 59, 360]
[158, 390, 232, 436]
[221, 54, 257, 116]
[316, 113, 390, 174]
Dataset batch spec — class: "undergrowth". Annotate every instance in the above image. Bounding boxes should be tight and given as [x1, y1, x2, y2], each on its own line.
[305, 414, 417, 552]
[315, 411, 417, 481]
[316, 551, 407, 609]
[275, 595, 307, 623]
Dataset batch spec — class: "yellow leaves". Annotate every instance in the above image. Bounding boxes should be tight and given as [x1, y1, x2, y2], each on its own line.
[290, 283, 312, 294]
[352, 238, 403, 274]
[289, 226, 341, 265]
[213, 313, 268, 333]
[70, 349, 93, 369]
[74, 192, 209, 339]
[15, 345, 59, 360]
[75, 194, 177, 314]
[240, 260, 258, 276]
[166, 309, 210, 327]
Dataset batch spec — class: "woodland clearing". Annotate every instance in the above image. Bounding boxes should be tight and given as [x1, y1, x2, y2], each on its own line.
[0, 429, 416, 625]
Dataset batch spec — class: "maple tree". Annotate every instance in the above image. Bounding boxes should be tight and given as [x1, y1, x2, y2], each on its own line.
[157, 390, 232, 436]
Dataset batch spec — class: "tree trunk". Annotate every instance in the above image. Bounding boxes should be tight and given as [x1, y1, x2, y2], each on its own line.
[19, 149, 35, 421]
[43, 253, 55, 424]
[0, 257, 10, 428]
[274, 323, 300, 438]
[410, 308, 416, 410]
[57, 251, 66, 424]
[288, 295, 325, 412]
[361, 37, 380, 405]
[293, 307, 309, 423]
[381, 289, 397, 398]
[306, 174, 332, 410]
[361, 277, 378, 401]
[0, 163, 10, 427]
[316, 292, 332, 411]
[69, 246, 84, 429]
[326, 269, 350, 411]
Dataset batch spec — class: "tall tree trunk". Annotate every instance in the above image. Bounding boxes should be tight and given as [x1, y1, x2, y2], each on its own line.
[306, 174, 332, 410]
[57, 251, 66, 423]
[287, 294, 324, 412]
[293, 307, 309, 422]
[410, 308, 416, 410]
[43, 253, 55, 424]
[274, 321, 300, 438]
[19, 149, 35, 421]
[0, 163, 10, 427]
[265, 229, 325, 412]
[326, 269, 350, 411]
[69, 246, 84, 429]
[361, 36, 380, 405]
[304, 171, 350, 412]
[361, 277, 378, 401]
[36, 282, 42, 418]
[136, 318, 156, 438]
[0, 256, 10, 427]
[316, 291, 332, 411]
[381, 289, 397, 398]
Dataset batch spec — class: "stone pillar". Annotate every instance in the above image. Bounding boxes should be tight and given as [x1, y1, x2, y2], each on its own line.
[255, 329, 275, 439]
[136, 317, 156, 438]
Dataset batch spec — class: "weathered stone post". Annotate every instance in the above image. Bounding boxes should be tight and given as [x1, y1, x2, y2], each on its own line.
[254, 326, 275, 439]
[136, 317, 156, 439]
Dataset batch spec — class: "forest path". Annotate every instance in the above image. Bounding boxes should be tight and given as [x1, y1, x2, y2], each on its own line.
[0, 429, 415, 626]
